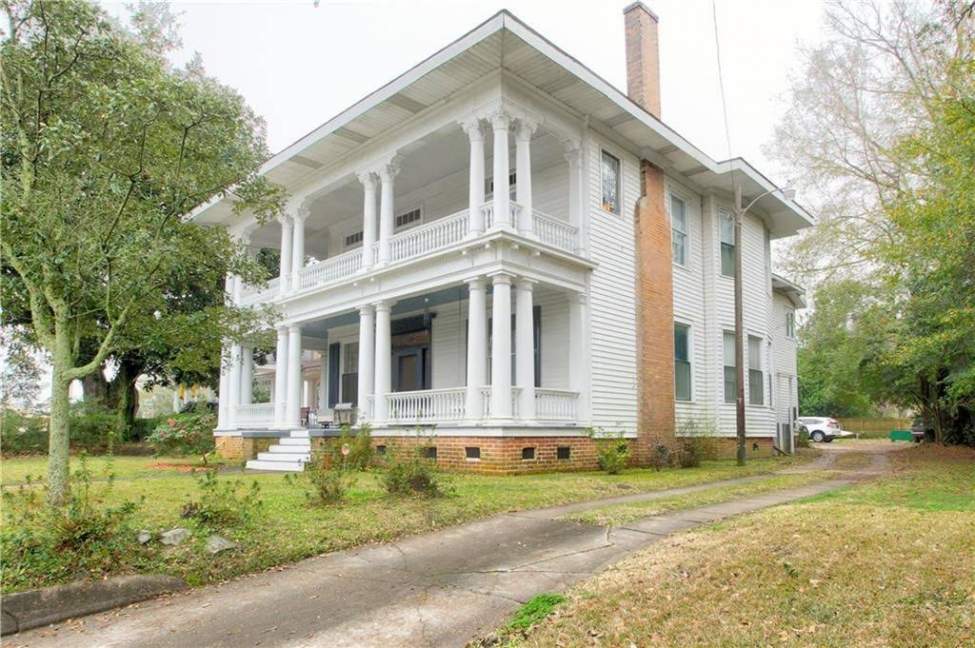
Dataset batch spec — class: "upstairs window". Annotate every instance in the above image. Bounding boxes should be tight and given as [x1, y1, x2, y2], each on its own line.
[485, 172, 516, 198]
[671, 195, 687, 266]
[601, 151, 620, 214]
[786, 311, 796, 338]
[345, 231, 363, 248]
[748, 336, 764, 406]
[395, 208, 421, 229]
[674, 323, 691, 401]
[723, 331, 737, 403]
[719, 210, 735, 277]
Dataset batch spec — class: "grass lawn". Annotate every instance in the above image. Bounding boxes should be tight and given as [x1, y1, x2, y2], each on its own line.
[0, 451, 813, 593]
[0, 454, 233, 485]
[506, 445, 975, 647]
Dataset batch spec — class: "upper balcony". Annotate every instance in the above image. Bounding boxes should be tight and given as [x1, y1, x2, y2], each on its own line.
[237, 108, 587, 308]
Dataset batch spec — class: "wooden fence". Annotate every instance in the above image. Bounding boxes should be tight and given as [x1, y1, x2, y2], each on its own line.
[837, 417, 912, 437]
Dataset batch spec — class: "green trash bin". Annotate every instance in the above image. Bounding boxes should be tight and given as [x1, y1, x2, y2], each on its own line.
[889, 430, 914, 442]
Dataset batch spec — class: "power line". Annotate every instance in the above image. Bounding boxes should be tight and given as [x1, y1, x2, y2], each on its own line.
[711, 0, 733, 161]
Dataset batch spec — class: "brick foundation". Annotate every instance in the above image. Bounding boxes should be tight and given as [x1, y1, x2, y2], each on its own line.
[214, 436, 272, 462]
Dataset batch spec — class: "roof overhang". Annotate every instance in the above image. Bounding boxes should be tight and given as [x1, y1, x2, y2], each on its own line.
[192, 9, 814, 239]
[772, 273, 807, 309]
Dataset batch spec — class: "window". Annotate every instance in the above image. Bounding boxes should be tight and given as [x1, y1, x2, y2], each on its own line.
[719, 210, 735, 277]
[601, 151, 620, 214]
[345, 231, 363, 248]
[521, 447, 535, 460]
[485, 172, 516, 198]
[723, 331, 737, 403]
[343, 343, 359, 373]
[465, 446, 480, 461]
[557, 446, 571, 460]
[395, 208, 421, 229]
[376, 445, 387, 456]
[422, 446, 437, 460]
[785, 311, 796, 338]
[671, 195, 687, 266]
[674, 323, 691, 401]
[748, 336, 764, 406]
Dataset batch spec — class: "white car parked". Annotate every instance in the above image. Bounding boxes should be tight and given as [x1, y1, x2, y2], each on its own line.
[797, 416, 850, 443]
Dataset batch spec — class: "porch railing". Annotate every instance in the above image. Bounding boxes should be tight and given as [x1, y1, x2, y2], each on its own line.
[299, 247, 364, 291]
[388, 209, 469, 264]
[386, 388, 466, 423]
[479, 386, 522, 419]
[236, 403, 274, 427]
[535, 389, 579, 420]
[533, 210, 578, 254]
[239, 277, 280, 306]
[479, 201, 522, 231]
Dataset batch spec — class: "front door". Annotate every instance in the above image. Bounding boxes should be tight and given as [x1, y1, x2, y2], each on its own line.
[395, 349, 424, 392]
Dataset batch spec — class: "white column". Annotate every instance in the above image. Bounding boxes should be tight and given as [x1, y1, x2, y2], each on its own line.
[318, 344, 328, 414]
[290, 207, 308, 291]
[565, 142, 582, 253]
[462, 118, 486, 236]
[357, 305, 375, 421]
[490, 273, 513, 419]
[373, 301, 392, 424]
[358, 172, 377, 268]
[377, 161, 398, 265]
[515, 279, 536, 419]
[273, 326, 288, 427]
[515, 118, 537, 234]
[217, 345, 231, 428]
[569, 291, 591, 422]
[227, 343, 242, 429]
[278, 216, 293, 296]
[241, 347, 254, 405]
[491, 111, 511, 229]
[285, 325, 302, 428]
[465, 277, 488, 420]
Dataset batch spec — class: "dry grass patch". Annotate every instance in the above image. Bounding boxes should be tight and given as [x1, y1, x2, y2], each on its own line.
[513, 445, 975, 647]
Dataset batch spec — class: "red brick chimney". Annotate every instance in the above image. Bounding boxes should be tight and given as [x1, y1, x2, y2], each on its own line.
[625, 3, 675, 461]
[623, 2, 662, 118]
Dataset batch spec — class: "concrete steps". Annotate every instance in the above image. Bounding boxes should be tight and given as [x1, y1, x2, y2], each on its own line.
[245, 430, 311, 472]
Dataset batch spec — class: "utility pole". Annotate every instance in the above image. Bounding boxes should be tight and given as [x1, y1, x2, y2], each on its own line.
[733, 182, 746, 466]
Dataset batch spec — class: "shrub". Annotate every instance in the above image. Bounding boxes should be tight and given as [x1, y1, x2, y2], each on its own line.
[797, 425, 811, 448]
[589, 428, 631, 474]
[148, 407, 216, 462]
[1, 409, 48, 455]
[0, 457, 143, 591]
[326, 424, 374, 471]
[677, 418, 719, 468]
[180, 469, 262, 530]
[69, 403, 123, 451]
[299, 451, 354, 505]
[382, 448, 443, 497]
[128, 416, 162, 443]
[650, 444, 671, 471]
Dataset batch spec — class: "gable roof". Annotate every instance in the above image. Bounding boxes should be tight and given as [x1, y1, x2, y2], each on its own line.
[194, 10, 814, 238]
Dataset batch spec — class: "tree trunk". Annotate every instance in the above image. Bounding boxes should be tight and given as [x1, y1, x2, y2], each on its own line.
[47, 330, 74, 506]
[114, 359, 139, 437]
[82, 369, 112, 408]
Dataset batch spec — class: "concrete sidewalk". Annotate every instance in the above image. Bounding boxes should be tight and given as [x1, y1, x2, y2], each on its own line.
[11, 450, 882, 648]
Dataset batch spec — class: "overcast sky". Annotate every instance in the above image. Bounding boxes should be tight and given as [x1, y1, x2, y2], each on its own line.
[102, 0, 827, 185]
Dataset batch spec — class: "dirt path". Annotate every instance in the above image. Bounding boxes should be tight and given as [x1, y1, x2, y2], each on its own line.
[10, 445, 899, 648]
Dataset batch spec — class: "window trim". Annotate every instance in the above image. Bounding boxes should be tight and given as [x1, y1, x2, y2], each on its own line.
[723, 330, 737, 404]
[600, 149, 621, 215]
[748, 335, 764, 406]
[785, 311, 796, 339]
[674, 321, 692, 402]
[670, 194, 688, 267]
[718, 209, 735, 278]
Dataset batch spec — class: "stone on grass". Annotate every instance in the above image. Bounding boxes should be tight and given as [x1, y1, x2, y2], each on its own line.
[205, 535, 238, 555]
[137, 530, 152, 545]
[160, 528, 191, 546]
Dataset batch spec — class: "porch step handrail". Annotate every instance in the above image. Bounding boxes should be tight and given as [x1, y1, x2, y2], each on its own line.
[388, 209, 469, 264]
[386, 387, 466, 423]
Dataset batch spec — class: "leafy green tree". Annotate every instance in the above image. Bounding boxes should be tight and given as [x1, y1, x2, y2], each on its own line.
[1, 0, 283, 504]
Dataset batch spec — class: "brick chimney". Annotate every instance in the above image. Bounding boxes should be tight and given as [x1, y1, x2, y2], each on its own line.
[625, 3, 675, 462]
[623, 2, 661, 118]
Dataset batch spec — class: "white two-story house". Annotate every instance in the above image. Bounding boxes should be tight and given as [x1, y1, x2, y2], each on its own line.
[193, 4, 811, 471]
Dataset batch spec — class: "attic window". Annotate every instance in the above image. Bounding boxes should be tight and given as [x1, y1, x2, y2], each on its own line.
[395, 208, 421, 229]
[345, 231, 363, 247]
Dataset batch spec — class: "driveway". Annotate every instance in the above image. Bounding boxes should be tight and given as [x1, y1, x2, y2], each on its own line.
[10, 446, 894, 648]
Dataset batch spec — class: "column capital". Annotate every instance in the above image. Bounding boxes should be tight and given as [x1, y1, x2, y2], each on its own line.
[294, 205, 311, 223]
[276, 323, 289, 334]
[288, 324, 302, 335]
[573, 290, 588, 305]
[465, 275, 487, 290]
[276, 213, 294, 227]
[460, 117, 485, 142]
[356, 170, 377, 190]
[515, 277, 537, 291]
[373, 300, 392, 313]
[515, 117, 539, 142]
[489, 110, 511, 130]
[488, 271, 516, 286]
[563, 139, 582, 165]
[378, 156, 401, 182]
[358, 303, 375, 317]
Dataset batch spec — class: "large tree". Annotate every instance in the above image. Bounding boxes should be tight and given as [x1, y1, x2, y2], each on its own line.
[0, 0, 283, 504]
